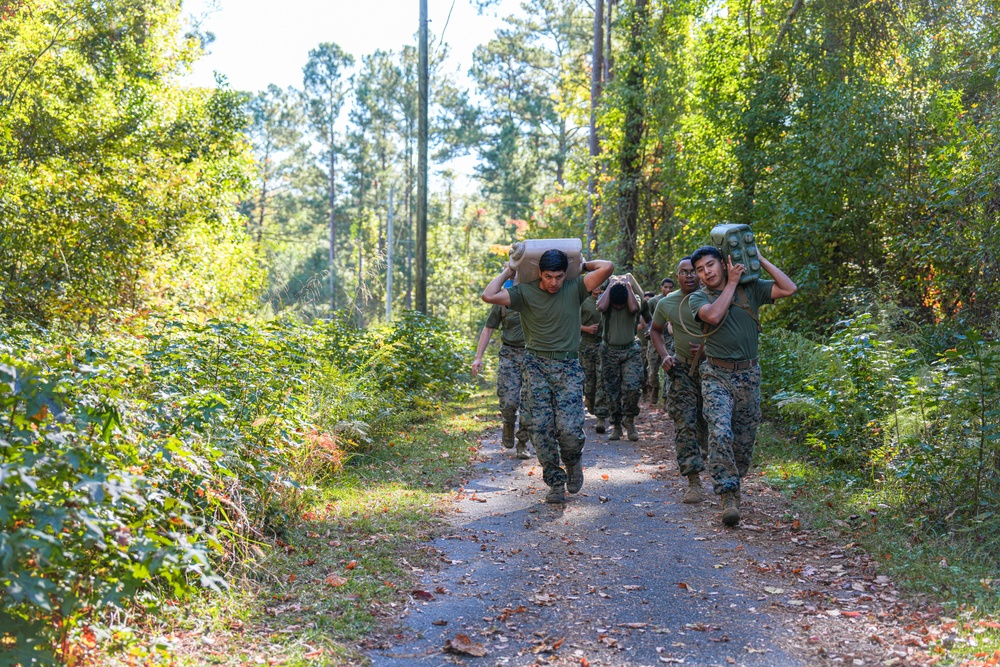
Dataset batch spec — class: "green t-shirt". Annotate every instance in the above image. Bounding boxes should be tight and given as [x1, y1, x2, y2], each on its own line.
[507, 276, 590, 353]
[653, 289, 700, 362]
[580, 295, 602, 344]
[484, 304, 525, 347]
[689, 279, 775, 361]
[602, 299, 649, 347]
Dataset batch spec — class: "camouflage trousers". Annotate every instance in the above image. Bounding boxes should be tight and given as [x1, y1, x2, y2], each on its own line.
[665, 359, 708, 477]
[497, 344, 530, 444]
[600, 342, 644, 425]
[646, 333, 673, 396]
[579, 340, 609, 418]
[523, 353, 586, 488]
[700, 362, 762, 495]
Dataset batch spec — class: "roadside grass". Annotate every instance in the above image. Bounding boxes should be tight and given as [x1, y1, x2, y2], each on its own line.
[111, 388, 499, 667]
[755, 423, 1000, 665]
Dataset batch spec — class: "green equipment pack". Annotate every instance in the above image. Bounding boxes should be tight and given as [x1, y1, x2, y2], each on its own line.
[710, 223, 760, 284]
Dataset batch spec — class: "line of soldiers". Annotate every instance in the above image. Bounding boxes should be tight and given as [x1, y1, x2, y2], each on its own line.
[474, 245, 796, 526]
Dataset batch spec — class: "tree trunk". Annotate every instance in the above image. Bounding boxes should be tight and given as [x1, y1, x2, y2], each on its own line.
[618, 0, 647, 272]
[587, 0, 604, 258]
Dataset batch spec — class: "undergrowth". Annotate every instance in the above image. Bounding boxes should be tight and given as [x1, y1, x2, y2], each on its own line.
[755, 293, 1000, 662]
[0, 312, 473, 665]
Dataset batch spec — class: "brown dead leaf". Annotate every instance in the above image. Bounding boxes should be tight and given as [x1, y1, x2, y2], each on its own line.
[345, 560, 357, 570]
[325, 575, 347, 588]
[444, 633, 486, 657]
[412, 589, 434, 601]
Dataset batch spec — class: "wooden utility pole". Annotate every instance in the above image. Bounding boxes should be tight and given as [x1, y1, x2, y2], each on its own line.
[586, 0, 604, 258]
[416, 0, 429, 313]
[328, 148, 336, 314]
[386, 186, 394, 321]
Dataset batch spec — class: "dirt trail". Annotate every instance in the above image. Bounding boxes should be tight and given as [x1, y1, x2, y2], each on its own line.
[367, 407, 811, 667]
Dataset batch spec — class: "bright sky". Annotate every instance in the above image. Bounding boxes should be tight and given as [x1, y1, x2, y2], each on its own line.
[182, 0, 515, 95]
[182, 0, 518, 188]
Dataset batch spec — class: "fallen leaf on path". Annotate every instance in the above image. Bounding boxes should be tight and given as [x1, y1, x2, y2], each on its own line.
[444, 634, 486, 657]
[325, 575, 347, 588]
[411, 589, 434, 601]
[432, 619, 447, 626]
[602, 474, 609, 480]
[763, 587, 784, 595]
[345, 561, 357, 570]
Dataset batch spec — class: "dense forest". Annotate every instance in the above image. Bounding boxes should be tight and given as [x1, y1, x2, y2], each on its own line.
[1, 0, 998, 663]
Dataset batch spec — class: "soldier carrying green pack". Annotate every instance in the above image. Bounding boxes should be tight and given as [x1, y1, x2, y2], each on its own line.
[688, 239, 797, 527]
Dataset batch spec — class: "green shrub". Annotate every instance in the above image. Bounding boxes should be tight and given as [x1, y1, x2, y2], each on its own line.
[0, 313, 473, 661]
[0, 352, 224, 665]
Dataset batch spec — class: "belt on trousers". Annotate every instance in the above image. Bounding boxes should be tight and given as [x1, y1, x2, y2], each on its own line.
[502, 343, 525, 349]
[605, 342, 635, 350]
[527, 349, 578, 360]
[706, 357, 758, 371]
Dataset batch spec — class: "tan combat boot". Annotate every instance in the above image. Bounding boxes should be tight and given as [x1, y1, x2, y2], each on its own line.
[545, 484, 566, 504]
[515, 441, 531, 460]
[624, 416, 639, 441]
[682, 472, 704, 504]
[566, 461, 584, 494]
[608, 422, 623, 441]
[595, 418, 607, 434]
[501, 421, 515, 449]
[721, 491, 741, 527]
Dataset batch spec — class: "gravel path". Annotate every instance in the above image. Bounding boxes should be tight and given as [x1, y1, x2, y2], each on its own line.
[368, 407, 805, 667]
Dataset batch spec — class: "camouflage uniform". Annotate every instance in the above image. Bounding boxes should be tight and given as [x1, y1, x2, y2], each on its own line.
[665, 361, 708, 476]
[646, 329, 673, 398]
[689, 279, 774, 497]
[600, 342, 644, 425]
[579, 340, 609, 418]
[700, 362, 762, 494]
[497, 343, 530, 445]
[523, 353, 586, 487]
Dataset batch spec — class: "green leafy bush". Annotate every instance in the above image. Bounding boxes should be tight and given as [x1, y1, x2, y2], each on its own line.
[0, 353, 224, 664]
[0, 313, 472, 661]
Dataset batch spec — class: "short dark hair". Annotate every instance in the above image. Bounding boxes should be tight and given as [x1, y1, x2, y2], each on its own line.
[538, 249, 569, 273]
[609, 282, 629, 306]
[661, 278, 674, 287]
[690, 246, 722, 267]
[643, 291, 655, 299]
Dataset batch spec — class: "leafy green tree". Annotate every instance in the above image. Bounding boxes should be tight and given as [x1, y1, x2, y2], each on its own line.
[302, 42, 355, 312]
[0, 0, 258, 325]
